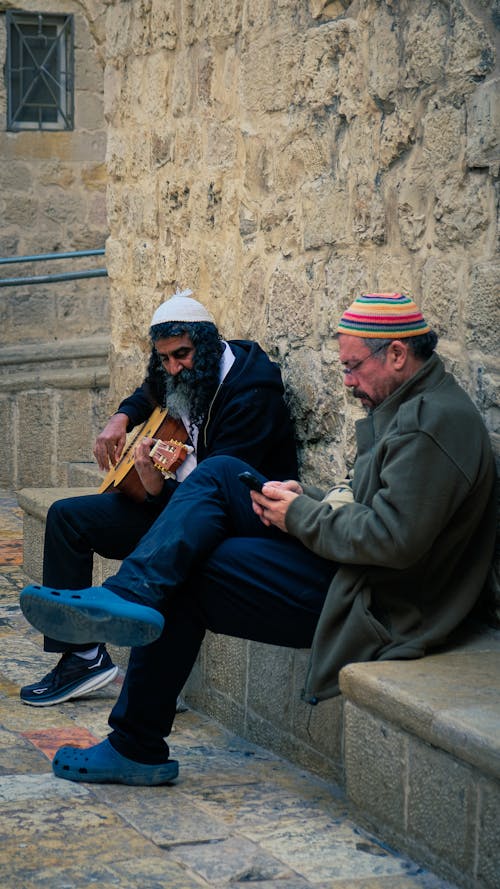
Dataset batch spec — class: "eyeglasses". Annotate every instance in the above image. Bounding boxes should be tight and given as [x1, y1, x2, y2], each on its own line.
[342, 343, 387, 376]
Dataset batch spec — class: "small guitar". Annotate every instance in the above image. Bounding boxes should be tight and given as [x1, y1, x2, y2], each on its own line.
[98, 406, 189, 503]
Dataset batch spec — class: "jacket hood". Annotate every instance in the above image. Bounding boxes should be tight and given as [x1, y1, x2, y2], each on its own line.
[224, 340, 286, 396]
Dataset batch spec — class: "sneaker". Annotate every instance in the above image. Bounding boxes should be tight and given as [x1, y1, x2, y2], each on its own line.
[20, 644, 119, 707]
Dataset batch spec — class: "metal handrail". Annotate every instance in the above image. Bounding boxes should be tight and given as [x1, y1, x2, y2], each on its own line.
[0, 248, 107, 287]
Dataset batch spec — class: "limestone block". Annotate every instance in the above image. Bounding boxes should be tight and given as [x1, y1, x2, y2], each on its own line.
[302, 176, 349, 250]
[0, 398, 15, 489]
[183, 0, 243, 43]
[137, 55, 172, 121]
[421, 257, 461, 339]
[299, 21, 360, 115]
[379, 109, 418, 171]
[366, 5, 400, 103]
[57, 390, 96, 469]
[175, 119, 202, 166]
[206, 121, 238, 170]
[240, 34, 302, 113]
[238, 259, 267, 337]
[282, 345, 343, 445]
[272, 133, 328, 195]
[247, 643, 295, 730]
[447, 7, 494, 83]
[130, 239, 156, 285]
[2, 194, 38, 229]
[106, 132, 128, 179]
[404, 5, 448, 88]
[204, 634, 249, 703]
[267, 268, 314, 342]
[343, 701, 407, 830]
[466, 78, 500, 173]
[476, 777, 500, 889]
[406, 738, 476, 875]
[17, 391, 55, 487]
[151, 0, 177, 51]
[75, 46, 104, 93]
[464, 262, 500, 354]
[75, 92, 105, 131]
[421, 100, 465, 169]
[291, 649, 343, 763]
[352, 179, 385, 245]
[106, 2, 132, 60]
[54, 289, 110, 339]
[11, 293, 57, 342]
[158, 178, 191, 233]
[0, 159, 32, 191]
[171, 49, 194, 116]
[433, 172, 491, 250]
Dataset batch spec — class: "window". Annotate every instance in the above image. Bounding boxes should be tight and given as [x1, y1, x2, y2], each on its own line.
[6, 10, 74, 131]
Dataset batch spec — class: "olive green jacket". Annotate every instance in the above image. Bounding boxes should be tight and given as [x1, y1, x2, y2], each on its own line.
[285, 354, 497, 702]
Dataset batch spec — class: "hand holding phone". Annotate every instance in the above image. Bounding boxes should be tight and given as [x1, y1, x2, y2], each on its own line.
[238, 471, 266, 493]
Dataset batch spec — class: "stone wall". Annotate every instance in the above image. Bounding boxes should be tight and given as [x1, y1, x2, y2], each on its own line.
[0, 0, 109, 346]
[102, 0, 499, 489]
[97, 0, 499, 776]
[0, 0, 111, 487]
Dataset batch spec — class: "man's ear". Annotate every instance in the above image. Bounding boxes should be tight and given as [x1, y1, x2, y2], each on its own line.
[388, 340, 409, 370]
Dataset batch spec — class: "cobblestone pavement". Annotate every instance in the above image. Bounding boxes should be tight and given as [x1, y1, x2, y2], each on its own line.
[0, 490, 457, 888]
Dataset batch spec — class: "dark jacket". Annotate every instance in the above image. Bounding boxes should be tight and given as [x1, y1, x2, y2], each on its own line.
[116, 340, 298, 483]
[286, 354, 497, 702]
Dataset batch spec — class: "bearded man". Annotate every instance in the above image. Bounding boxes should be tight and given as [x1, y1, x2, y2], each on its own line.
[20, 290, 297, 706]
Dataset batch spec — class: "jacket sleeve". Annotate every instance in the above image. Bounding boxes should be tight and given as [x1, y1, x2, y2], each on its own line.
[115, 384, 155, 431]
[285, 429, 472, 568]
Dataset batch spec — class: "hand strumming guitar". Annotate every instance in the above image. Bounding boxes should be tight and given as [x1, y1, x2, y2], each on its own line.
[93, 413, 129, 471]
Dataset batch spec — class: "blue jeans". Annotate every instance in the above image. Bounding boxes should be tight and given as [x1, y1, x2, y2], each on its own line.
[105, 456, 335, 763]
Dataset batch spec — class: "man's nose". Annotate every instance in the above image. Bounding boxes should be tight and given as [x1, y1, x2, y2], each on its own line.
[165, 358, 184, 376]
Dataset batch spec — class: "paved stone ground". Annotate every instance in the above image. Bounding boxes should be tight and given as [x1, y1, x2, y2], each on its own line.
[0, 490, 458, 888]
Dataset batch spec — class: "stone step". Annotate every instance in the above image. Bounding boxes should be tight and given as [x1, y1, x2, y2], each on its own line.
[339, 635, 500, 889]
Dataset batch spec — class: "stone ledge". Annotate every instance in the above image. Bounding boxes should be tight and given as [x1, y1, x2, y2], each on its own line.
[0, 366, 109, 393]
[339, 636, 500, 783]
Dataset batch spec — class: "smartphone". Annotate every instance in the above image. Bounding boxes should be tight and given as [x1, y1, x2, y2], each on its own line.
[238, 471, 266, 493]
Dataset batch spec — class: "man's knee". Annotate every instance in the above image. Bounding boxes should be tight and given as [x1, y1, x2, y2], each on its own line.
[197, 455, 249, 477]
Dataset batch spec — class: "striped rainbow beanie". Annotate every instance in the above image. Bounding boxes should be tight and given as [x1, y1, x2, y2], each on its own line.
[337, 292, 431, 339]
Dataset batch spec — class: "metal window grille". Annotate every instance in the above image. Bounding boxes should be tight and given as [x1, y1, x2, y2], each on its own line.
[6, 11, 74, 131]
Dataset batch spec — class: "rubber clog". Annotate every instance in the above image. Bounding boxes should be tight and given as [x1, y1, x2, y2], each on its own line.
[52, 738, 179, 786]
[20, 584, 164, 647]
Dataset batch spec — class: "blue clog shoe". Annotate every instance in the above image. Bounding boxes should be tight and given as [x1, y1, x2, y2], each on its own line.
[20, 584, 164, 647]
[53, 738, 179, 785]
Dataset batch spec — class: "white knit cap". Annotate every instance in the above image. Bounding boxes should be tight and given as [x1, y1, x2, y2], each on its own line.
[151, 289, 216, 326]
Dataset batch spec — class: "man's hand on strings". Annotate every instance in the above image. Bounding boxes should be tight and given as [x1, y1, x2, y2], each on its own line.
[93, 413, 129, 471]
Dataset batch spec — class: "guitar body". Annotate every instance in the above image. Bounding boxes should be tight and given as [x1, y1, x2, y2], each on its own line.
[98, 406, 188, 503]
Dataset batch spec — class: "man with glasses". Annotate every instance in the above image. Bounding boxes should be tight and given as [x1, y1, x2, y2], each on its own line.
[21, 292, 497, 786]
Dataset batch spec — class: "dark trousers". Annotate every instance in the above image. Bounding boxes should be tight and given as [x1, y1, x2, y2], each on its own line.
[42, 492, 165, 652]
[103, 456, 335, 763]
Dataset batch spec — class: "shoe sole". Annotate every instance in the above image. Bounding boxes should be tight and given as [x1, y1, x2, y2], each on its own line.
[20, 585, 164, 647]
[20, 665, 119, 708]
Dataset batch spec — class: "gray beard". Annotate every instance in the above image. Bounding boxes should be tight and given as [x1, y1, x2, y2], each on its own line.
[163, 374, 195, 421]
